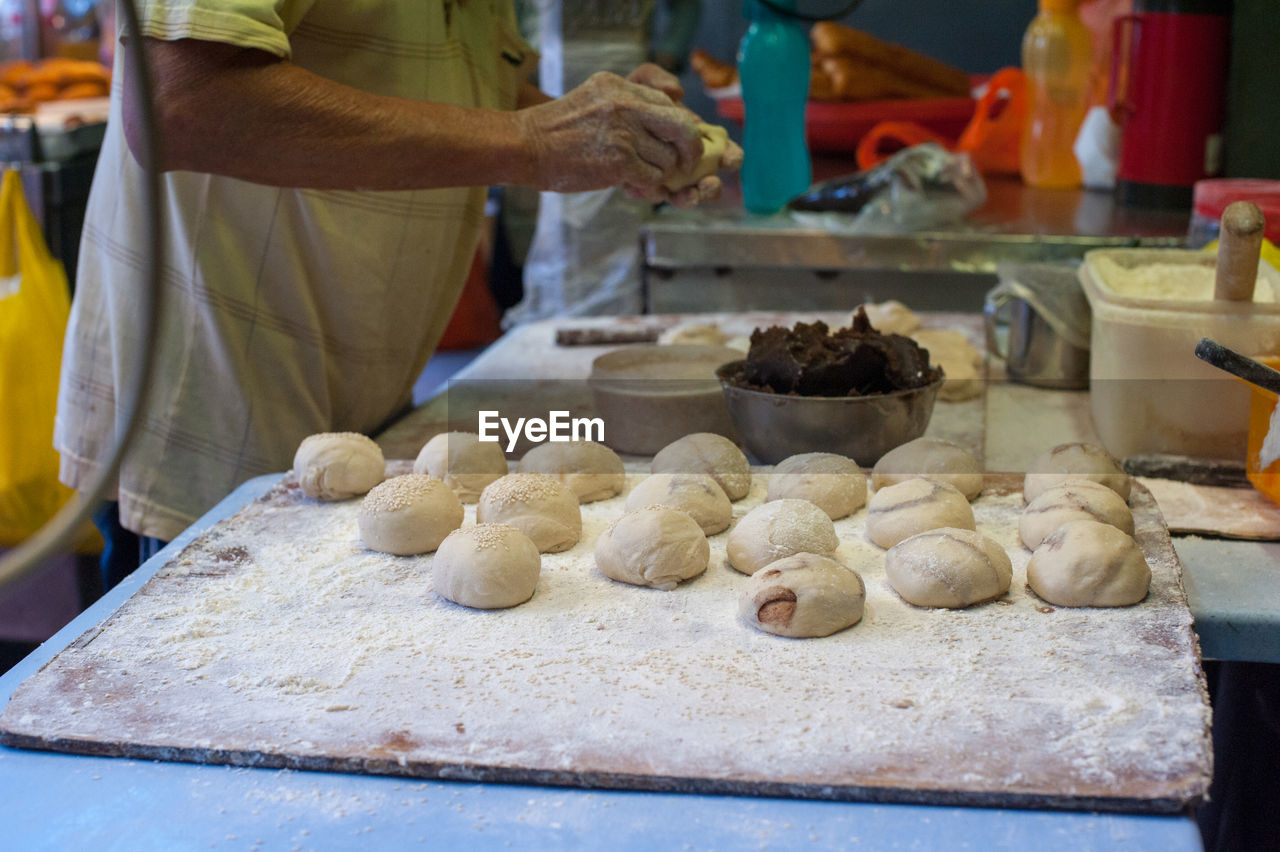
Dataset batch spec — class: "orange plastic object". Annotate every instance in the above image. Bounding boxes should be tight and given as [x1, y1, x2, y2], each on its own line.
[855, 121, 949, 170]
[714, 94, 975, 156]
[1245, 355, 1280, 506]
[850, 69, 1027, 173]
[955, 67, 1027, 175]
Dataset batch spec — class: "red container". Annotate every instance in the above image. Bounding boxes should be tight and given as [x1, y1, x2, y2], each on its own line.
[1110, 0, 1231, 208]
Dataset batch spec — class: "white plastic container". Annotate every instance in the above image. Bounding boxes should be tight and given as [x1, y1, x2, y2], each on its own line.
[1080, 248, 1280, 460]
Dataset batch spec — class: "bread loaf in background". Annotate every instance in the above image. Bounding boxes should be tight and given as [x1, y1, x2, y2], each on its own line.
[691, 23, 970, 103]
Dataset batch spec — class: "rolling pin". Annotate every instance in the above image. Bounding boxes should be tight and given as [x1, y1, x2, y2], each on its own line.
[1214, 200, 1266, 301]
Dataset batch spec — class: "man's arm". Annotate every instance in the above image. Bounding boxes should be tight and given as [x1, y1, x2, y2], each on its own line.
[125, 37, 702, 194]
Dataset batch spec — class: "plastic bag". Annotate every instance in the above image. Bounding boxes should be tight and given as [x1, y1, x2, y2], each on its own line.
[0, 169, 96, 550]
[787, 142, 987, 234]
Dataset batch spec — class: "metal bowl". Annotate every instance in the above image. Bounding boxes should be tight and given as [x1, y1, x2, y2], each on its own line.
[716, 361, 944, 465]
[589, 345, 743, 455]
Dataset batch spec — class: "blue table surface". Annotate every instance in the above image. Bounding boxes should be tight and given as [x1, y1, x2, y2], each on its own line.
[0, 476, 1204, 851]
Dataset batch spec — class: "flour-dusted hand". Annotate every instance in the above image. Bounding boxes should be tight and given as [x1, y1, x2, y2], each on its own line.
[516, 71, 703, 197]
[625, 62, 686, 103]
[620, 62, 744, 208]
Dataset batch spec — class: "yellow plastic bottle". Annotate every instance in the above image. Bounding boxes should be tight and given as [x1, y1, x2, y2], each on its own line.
[1019, 0, 1092, 189]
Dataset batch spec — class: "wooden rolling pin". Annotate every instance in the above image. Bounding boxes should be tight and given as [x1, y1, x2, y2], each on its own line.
[1214, 200, 1266, 301]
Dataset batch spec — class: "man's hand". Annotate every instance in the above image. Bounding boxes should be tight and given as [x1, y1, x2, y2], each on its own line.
[626, 62, 684, 103]
[622, 61, 744, 208]
[515, 71, 702, 197]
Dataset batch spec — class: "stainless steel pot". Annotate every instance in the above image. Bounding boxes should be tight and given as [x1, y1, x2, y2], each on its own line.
[984, 291, 1090, 390]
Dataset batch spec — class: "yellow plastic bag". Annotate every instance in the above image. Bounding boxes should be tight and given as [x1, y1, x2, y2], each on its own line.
[0, 169, 98, 551]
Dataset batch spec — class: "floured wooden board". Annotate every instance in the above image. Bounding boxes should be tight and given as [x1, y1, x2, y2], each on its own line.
[0, 467, 1210, 812]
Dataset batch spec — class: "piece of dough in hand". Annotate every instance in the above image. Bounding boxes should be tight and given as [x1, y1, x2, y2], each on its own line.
[663, 123, 730, 192]
[433, 524, 541, 609]
[739, 553, 866, 638]
[294, 432, 385, 501]
[595, 505, 709, 590]
[885, 527, 1012, 608]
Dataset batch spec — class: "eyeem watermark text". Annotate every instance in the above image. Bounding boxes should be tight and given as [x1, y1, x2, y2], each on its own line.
[478, 410, 604, 452]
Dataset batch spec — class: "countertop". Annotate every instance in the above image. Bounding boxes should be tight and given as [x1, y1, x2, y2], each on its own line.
[643, 166, 1190, 274]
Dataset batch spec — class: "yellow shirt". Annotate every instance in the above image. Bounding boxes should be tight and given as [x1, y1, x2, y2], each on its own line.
[55, 0, 527, 539]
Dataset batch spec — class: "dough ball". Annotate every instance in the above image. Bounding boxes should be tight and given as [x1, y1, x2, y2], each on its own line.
[595, 506, 709, 590]
[662, 122, 729, 192]
[413, 431, 508, 503]
[1026, 519, 1151, 607]
[911, 329, 982, 402]
[738, 553, 865, 638]
[1023, 442, 1130, 504]
[865, 478, 974, 549]
[651, 433, 751, 501]
[625, 472, 733, 535]
[872, 437, 983, 500]
[658, 322, 727, 346]
[518, 440, 625, 503]
[477, 473, 582, 553]
[358, 475, 464, 556]
[854, 300, 921, 336]
[433, 523, 540, 609]
[293, 432, 385, 501]
[726, 498, 839, 575]
[885, 527, 1012, 608]
[1019, 480, 1135, 550]
[766, 452, 866, 520]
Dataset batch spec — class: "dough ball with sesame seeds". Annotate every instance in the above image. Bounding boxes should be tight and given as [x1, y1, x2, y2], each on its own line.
[624, 472, 733, 536]
[595, 506, 709, 590]
[293, 432, 385, 501]
[1019, 480, 1134, 550]
[885, 528, 1012, 609]
[518, 440, 625, 503]
[726, 499, 839, 576]
[476, 473, 582, 553]
[358, 475, 464, 556]
[651, 433, 752, 501]
[433, 524, 541, 609]
[738, 553, 865, 638]
[864, 478, 974, 549]
[413, 431, 508, 503]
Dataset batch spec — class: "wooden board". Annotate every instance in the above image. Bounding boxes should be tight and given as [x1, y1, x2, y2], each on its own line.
[0, 467, 1211, 812]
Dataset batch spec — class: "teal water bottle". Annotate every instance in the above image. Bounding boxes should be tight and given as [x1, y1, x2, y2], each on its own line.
[737, 0, 812, 215]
